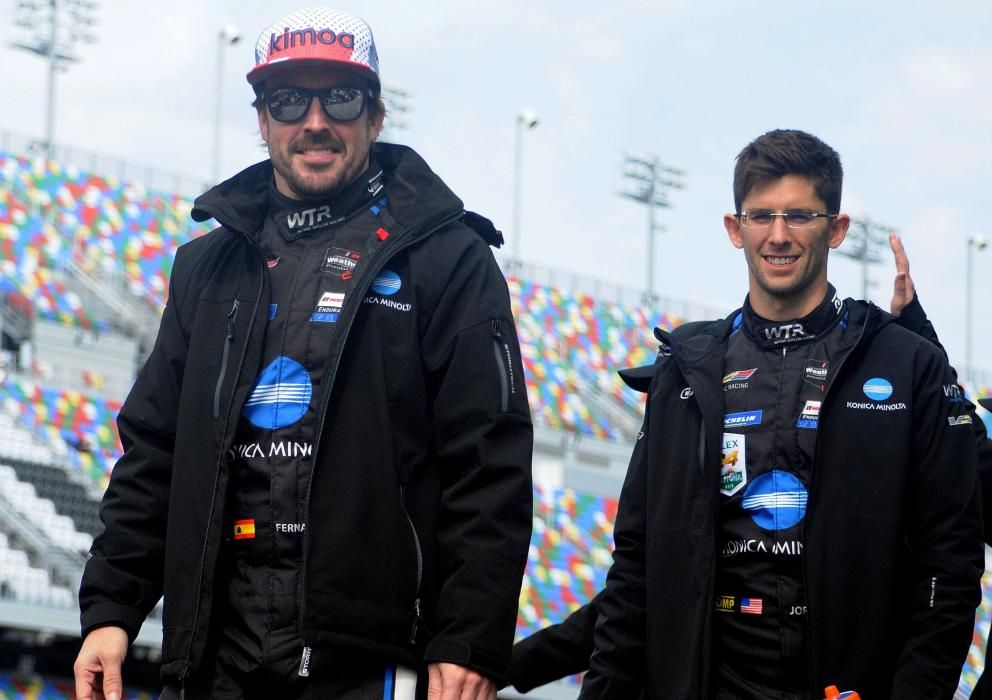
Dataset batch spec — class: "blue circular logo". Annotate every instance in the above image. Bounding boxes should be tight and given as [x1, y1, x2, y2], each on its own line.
[863, 377, 893, 401]
[242, 356, 312, 429]
[741, 470, 808, 531]
[371, 270, 401, 296]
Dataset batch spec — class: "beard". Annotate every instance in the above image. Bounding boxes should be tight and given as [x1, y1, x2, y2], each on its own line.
[269, 132, 370, 200]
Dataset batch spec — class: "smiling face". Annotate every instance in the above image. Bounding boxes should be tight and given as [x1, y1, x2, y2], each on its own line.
[258, 64, 383, 200]
[724, 174, 850, 320]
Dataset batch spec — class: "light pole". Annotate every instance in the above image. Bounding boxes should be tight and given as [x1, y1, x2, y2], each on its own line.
[834, 217, 895, 300]
[966, 234, 988, 382]
[212, 24, 241, 184]
[619, 153, 686, 299]
[512, 109, 539, 262]
[10, 0, 99, 161]
[379, 85, 413, 142]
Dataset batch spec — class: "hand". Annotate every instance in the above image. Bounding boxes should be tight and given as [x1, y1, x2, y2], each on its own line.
[427, 662, 495, 700]
[889, 232, 916, 316]
[74, 626, 128, 700]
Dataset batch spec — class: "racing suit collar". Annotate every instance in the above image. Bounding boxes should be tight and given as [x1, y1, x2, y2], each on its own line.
[741, 283, 846, 349]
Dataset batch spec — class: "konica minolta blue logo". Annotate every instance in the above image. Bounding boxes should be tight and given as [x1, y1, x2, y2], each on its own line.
[741, 470, 808, 531]
[724, 410, 763, 428]
[370, 270, 401, 296]
[242, 356, 312, 429]
[863, 377, 893, 402]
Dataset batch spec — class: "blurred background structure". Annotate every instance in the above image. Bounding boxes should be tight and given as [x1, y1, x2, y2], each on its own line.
[1, 1, 990, 698]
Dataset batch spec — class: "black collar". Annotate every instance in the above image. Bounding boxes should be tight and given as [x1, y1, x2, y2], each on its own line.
[740, 284, 846, 348]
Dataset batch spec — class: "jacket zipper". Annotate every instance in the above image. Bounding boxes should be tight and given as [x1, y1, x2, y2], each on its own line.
[400, 485, 425, 644]
[297, 210, 464, 673]
[179, 253, 266, 685]
[492, 319, 510, 412]
[800, 305, 870, 694]
[212, 299, 240, 418]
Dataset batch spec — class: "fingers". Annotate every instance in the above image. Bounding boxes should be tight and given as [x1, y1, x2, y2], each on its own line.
[74, 627, 127, 700]
[889, 232, 910, 275]
[426, 662, 494, 700]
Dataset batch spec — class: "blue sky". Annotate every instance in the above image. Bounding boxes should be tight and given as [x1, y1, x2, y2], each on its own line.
[2, 0, 991, 382]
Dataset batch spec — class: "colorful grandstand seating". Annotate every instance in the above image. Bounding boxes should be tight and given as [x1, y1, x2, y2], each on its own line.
[0, 151, 212, 330]
[0, 671, 154, 699]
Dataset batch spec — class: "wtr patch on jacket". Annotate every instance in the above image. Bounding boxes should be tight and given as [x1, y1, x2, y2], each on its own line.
[242, 356, 312, 429]
[721, 433, 747, 496]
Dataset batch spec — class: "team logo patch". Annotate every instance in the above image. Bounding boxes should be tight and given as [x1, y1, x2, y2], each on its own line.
[948, 415, 973, 426]
[863, 377, 893, 401]
[796, 400, 821, 429]
[322, 247, 361, 278]
[804, 360, 829, 392]
[234, 519, 255, 540]
[723, 368, 757, 384]
[311, 291, 345, 324]
[243, 356, 312, 429]
[371, 269, 402, 296]
[724, 410, 762, 428]
[721, 433, 747, 496]
[741, 470, 808, 531]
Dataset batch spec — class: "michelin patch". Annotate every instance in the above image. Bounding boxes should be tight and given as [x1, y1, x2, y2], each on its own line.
[721, 433, 747, 496]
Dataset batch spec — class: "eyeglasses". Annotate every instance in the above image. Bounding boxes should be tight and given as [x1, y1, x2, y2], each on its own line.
[264, 86, 367, 123]
[738, 210, 836, 229]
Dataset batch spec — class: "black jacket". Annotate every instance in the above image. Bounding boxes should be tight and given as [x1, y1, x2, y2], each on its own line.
[79, 143, 534, 685]
[579, 299, 983, 699]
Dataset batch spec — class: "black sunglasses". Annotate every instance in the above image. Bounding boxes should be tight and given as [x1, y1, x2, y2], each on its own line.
[264, 86, 367, 123]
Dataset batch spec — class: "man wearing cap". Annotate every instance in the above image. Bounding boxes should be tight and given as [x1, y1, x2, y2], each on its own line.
[74, 8, 532, 700]
[578, 129, 983, 699]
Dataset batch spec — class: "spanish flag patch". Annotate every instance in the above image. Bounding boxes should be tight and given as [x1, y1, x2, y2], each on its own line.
[234, 519, 255, 540]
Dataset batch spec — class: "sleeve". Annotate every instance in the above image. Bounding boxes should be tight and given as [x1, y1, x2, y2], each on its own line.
[78, 246, 192, 642]
[890, 344, 985, 697]
[508, 592, 603, 692]
[419, 232, 534, 682]
[579, 419, 650, 699]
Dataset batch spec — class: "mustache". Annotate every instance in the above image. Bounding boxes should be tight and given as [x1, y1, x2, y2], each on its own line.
[291, 135, 344, 151]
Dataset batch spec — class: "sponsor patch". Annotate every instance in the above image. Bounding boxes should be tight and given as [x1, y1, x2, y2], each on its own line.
[266, 257, 280, 269]
[948, 415, 973, 426]
[943, 384, 965, 403]
[322, 247, 362, 277]
[715, 595, 735, 613]
[741, 470, 808, 531]
[723, 368, 757, 384]
[311, 291, 346, 324]
[724, 410, 762, 428]
[371, 269, 402, 296]
[863, 377, 894, 401]
[234, 519, 255, 540]
[741, 598, 763, 615]
[763, 323, 806, 343]
[243, 356, 312, 429]
[680, 387, 694, 400]
[721, 433, 747, 497]
[804, 359, 829, 392]
[796, 400, 821, 429]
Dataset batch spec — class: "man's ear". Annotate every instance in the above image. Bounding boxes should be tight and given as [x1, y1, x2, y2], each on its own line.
[725, 213, 744, 249]
[828, 213, 851, 250]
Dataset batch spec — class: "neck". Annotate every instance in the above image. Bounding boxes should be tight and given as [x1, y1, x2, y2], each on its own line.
[747, 280, 829, 322]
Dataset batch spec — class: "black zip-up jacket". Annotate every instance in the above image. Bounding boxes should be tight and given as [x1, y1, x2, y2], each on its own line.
[78, 143, 534, 685]
[579, 298, 983, 699]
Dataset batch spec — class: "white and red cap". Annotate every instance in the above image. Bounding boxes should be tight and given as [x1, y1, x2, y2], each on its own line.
[247, 8, 380, 87]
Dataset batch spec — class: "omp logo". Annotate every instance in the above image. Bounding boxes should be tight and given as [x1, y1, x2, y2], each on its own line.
[741, 470, 808, 531]
[243, 356, 312, 429]
[287, 205, 334, 230]
[723, 368, 757, 384]
[863, 377, 893, 401]
[715, 595, 735, 612]
[371, 269, 401, 296]
[269, 27, 355, 55]
[948, 415, 973, 426]
[764, 323, 806, 342]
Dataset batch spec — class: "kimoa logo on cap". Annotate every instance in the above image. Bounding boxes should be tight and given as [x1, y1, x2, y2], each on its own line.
[269, 27, 355, 55]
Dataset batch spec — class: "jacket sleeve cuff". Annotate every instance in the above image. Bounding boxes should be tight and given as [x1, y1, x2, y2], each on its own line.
[422, 637, 507, 686]
[81, 602, 146, 645]
[894, 293, 927, 333]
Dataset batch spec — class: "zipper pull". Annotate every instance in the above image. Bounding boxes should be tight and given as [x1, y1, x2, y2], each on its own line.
[409, 598, 422, 644]
[298, 646, 312, 677]
[227, 299, 239, 340]
[491, 318, 501, 339]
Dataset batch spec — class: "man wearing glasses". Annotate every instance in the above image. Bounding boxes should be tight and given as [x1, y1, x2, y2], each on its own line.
[74, 8, 532, 700]
[579, 129, 983, 699]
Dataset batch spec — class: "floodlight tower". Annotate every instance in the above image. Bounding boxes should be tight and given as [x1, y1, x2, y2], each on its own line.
[834, 217, 895, 300]
[379, 85, 413, 143]
[10, 0, 99, 161]
[619, 153, 686, 299]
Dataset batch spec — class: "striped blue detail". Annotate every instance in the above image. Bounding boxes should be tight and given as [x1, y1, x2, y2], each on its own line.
[242, 356, 312, 429]
[863, 377, 893, 401]
[268, 304, 278, 320]
[383, 665, 395, 700]
[310, 311, 340, 324]
[371, 270, 402, 296]
[741, 470, 808, 531]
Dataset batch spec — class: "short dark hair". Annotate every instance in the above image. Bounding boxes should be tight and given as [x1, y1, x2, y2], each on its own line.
[733, 129, 843, 214]
[250, 81, 387, 122]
